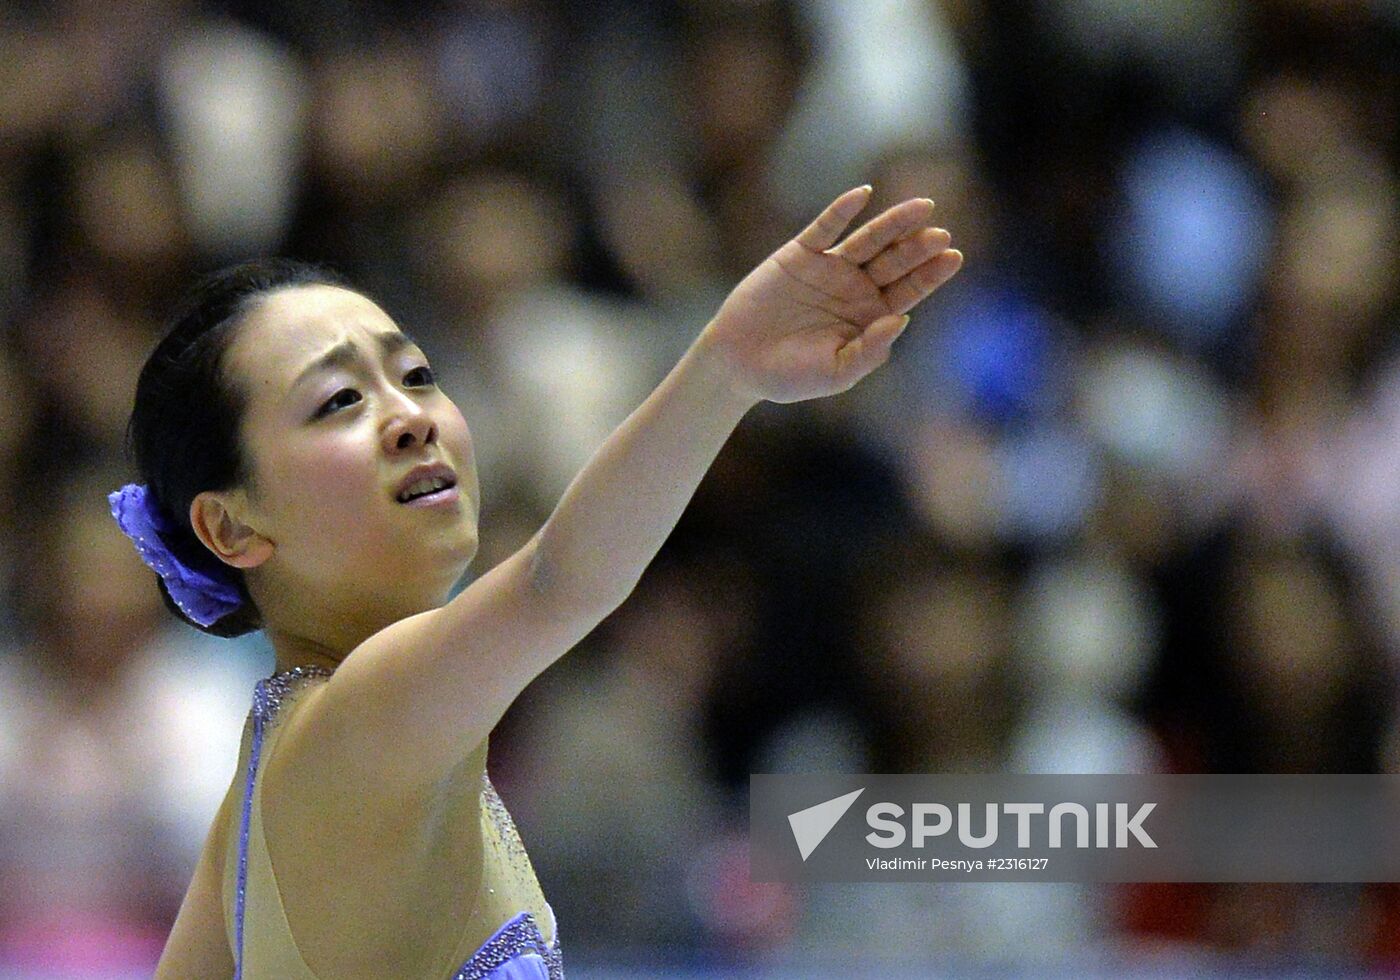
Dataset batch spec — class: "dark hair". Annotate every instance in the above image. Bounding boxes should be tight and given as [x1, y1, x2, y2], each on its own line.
[125, 258, 348, 637]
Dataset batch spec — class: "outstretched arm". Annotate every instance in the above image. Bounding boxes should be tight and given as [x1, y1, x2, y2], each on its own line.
[533, 185, 961, 614]
[298, 187, 961, 807]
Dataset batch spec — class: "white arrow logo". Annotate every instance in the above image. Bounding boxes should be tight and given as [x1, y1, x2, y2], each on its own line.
[787, 788, 865, 861]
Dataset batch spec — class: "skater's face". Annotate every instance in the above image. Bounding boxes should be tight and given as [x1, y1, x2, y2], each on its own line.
[220, 284, 480, 622]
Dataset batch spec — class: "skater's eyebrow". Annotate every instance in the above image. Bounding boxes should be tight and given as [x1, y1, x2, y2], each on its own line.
[290, 331, 417, 389]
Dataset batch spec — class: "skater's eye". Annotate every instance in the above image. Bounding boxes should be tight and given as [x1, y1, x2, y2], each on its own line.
[403, 365, 435, 388]
[315, 388, 362, 418]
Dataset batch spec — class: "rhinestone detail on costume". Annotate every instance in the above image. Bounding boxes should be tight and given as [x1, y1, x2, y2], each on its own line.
[482, 772, 532, 871]
[255, 664, 334, 722]
[467, 772, 564, 975]
[449, 909, 563, 979]
[234, 665, 334, 980]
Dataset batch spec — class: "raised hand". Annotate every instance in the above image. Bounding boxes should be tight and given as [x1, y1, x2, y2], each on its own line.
[695, 186, 963, 405]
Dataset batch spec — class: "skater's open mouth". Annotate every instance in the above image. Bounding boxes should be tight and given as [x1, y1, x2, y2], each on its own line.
[394, 463, 458, 503]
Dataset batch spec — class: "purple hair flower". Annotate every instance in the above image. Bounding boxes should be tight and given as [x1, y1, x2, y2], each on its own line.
[108, 483, 244, 628]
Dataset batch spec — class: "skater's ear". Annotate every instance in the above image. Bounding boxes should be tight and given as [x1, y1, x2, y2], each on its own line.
[190, 489, 274, 569]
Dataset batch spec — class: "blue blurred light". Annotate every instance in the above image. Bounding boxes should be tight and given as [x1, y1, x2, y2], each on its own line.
[913, 282, 1058, 427]
[1111, 127, 1272, 348]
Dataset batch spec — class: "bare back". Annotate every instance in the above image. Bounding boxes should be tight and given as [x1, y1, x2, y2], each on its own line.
[222, 669, 556, 979]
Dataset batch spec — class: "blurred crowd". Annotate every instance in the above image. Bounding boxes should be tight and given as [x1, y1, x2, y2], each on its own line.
[1, 0, 1399, 976]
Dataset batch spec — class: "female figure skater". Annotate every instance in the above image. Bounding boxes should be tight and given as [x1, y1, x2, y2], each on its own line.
[118, 185, 961, 978]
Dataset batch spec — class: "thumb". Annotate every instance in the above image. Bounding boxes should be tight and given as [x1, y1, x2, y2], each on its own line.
[834, 313, 910, 384]
[865, 312, 911, 347]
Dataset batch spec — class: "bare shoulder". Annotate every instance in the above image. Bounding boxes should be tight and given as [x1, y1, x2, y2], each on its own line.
[275, 535, 604, 809]
[260, 678, 441, 846]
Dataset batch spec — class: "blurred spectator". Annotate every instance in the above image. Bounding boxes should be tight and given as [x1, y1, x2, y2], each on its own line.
[507, 552, 742, 955]
[159, 19, 307, 260]
[0, 467, 269, 977]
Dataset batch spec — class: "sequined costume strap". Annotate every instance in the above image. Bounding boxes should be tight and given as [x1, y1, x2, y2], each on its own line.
[234, 666, 333, 980]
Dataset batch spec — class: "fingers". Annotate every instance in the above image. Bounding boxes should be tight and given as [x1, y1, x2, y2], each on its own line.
[881, 249, 964, 315]
[795, 185, 873, 252]
[830, 197, 936, 266]
[864, 226, 952, 287]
